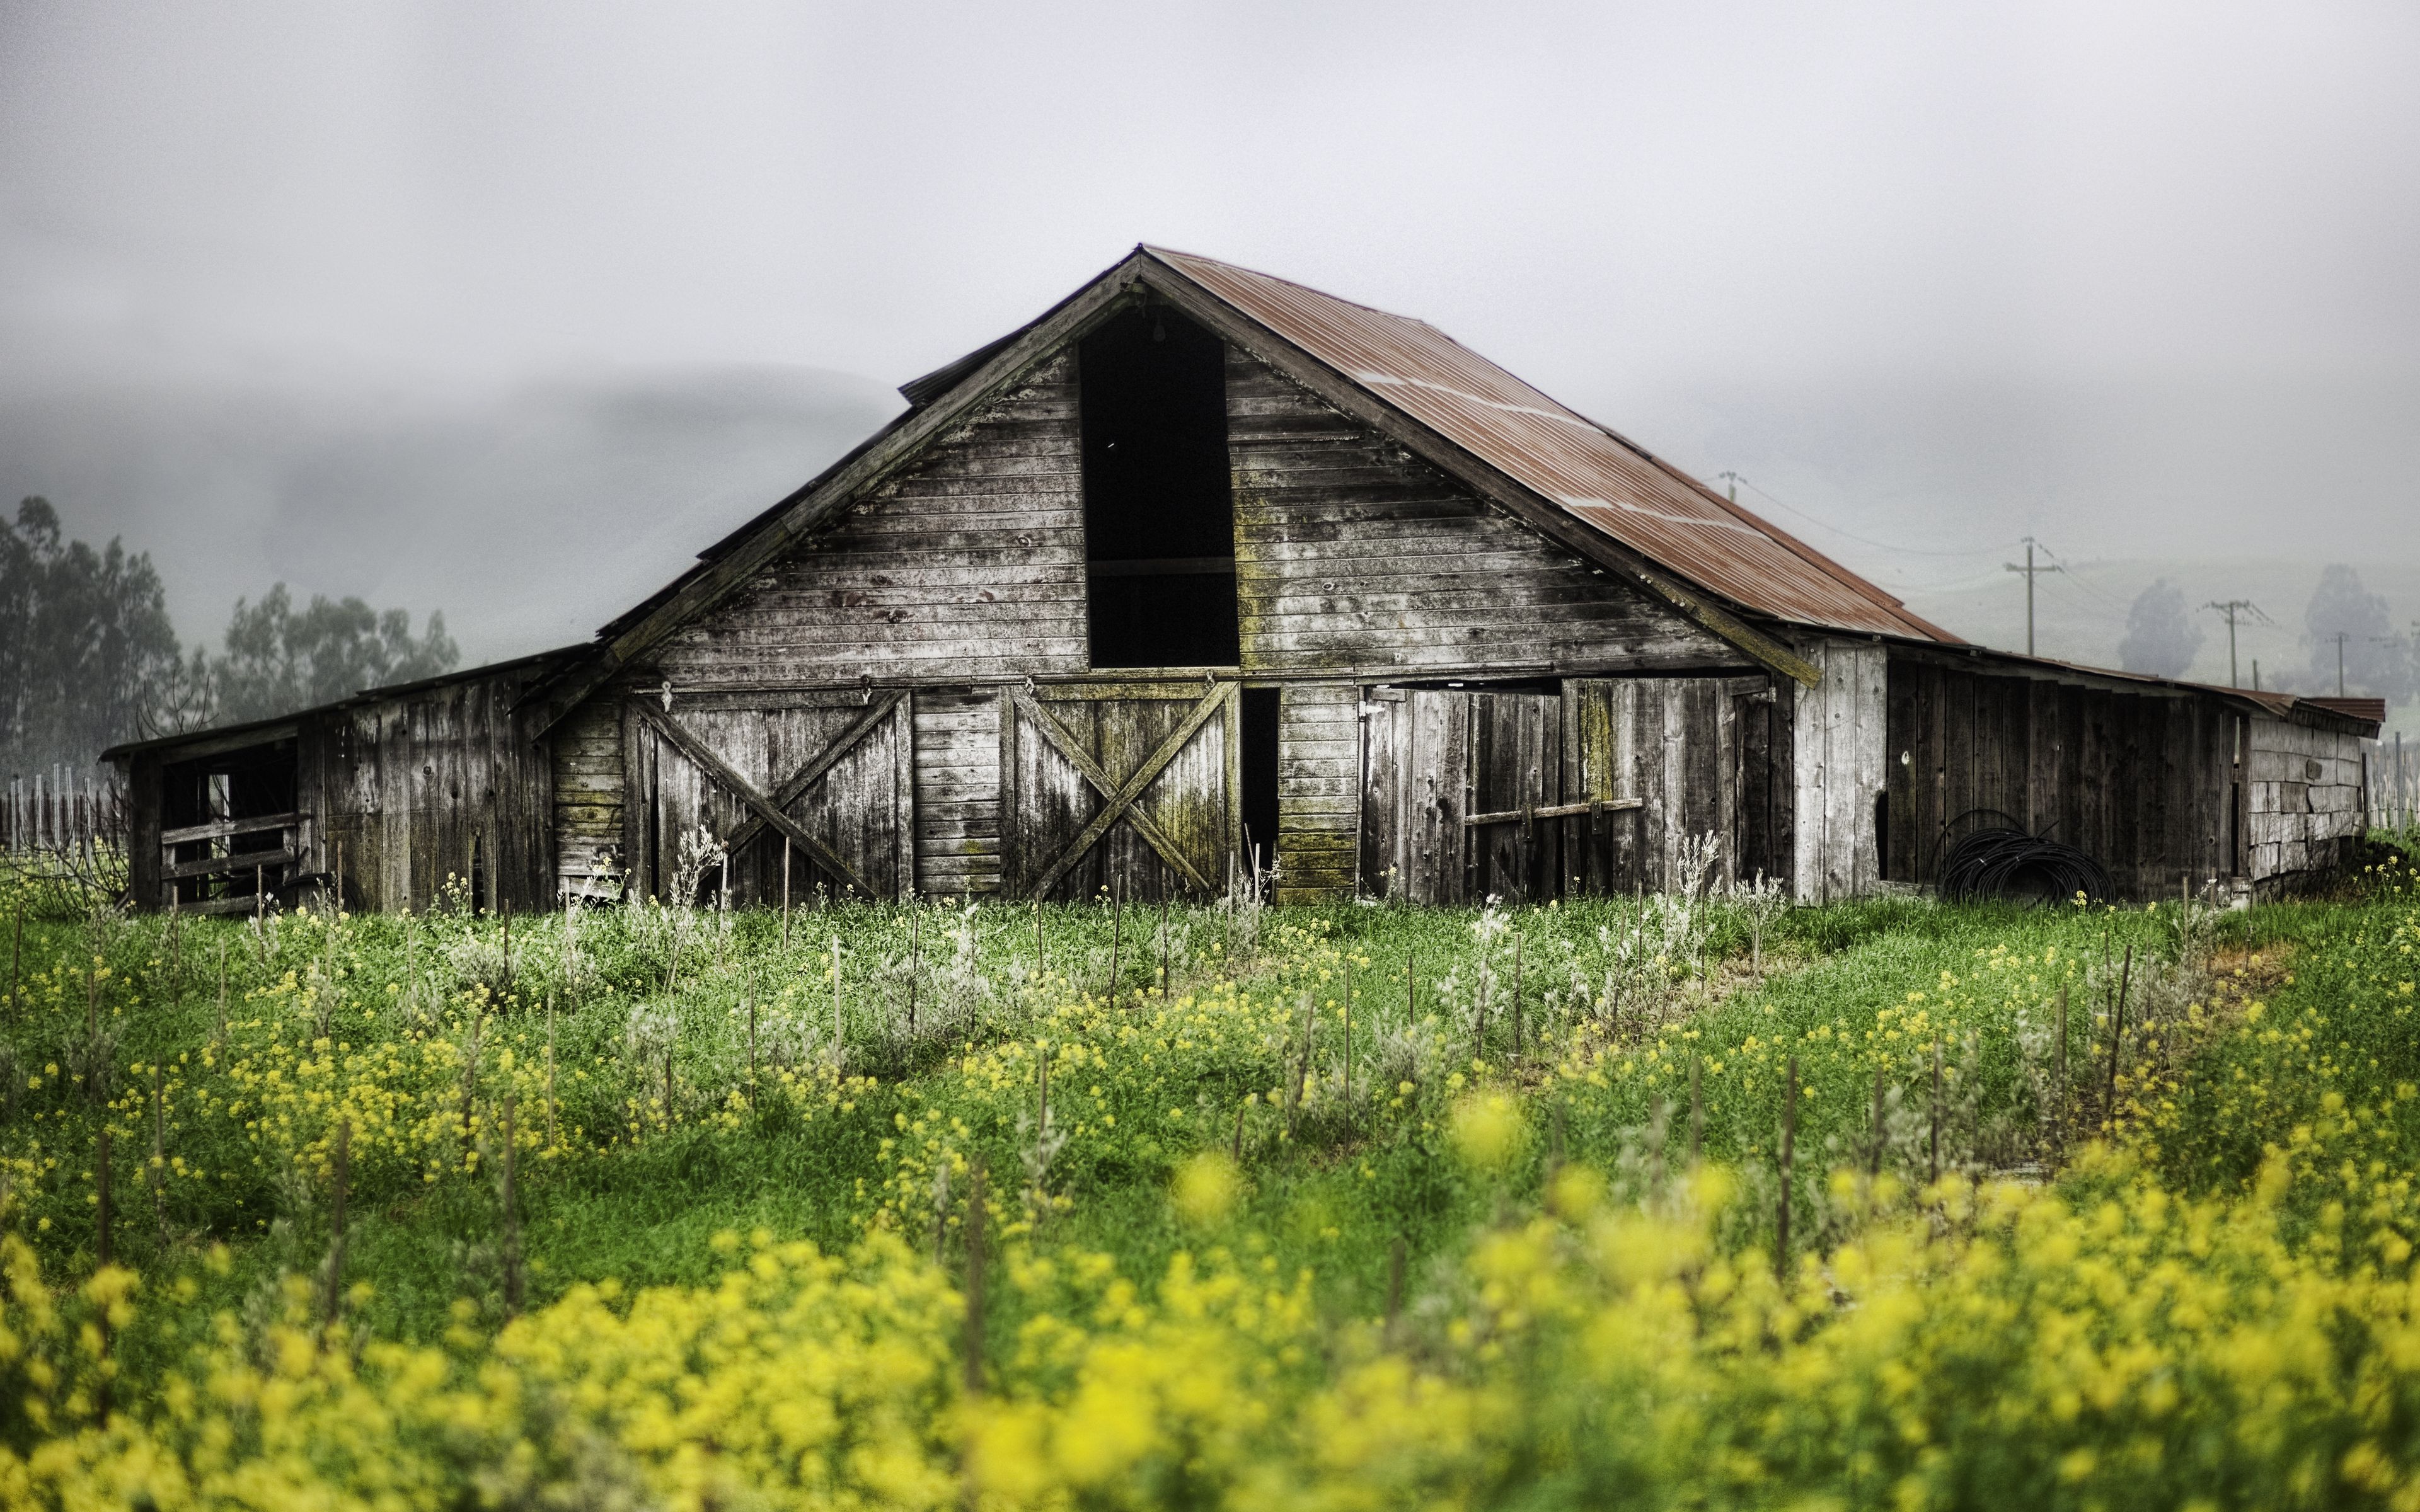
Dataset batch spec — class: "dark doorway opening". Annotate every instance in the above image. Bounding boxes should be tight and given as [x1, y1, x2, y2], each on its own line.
[1080, 303, 1240, 668]
[1240, 687, 1280, 883]
[160, 738, 299, 908]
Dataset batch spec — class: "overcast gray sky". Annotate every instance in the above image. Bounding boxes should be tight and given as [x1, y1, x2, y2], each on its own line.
[4, 0, 2416, 668]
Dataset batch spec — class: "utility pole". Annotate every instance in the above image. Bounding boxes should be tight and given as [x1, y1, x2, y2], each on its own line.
[2327, 631, 2351, 696]
[1717, 469, 1740, 504]
[2201, 600, 2266, 689]
[2005, 538, 2059, 656]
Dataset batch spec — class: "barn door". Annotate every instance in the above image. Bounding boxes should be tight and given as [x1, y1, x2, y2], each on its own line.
[1003, 681, 1237, 901]
[625, 690, 914, 903]
[1563, 676, 1777, 893]
[1359, 687, 1562, 905]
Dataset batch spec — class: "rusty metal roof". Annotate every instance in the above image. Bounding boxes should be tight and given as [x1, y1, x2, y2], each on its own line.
[1147, 247, 1956, 643]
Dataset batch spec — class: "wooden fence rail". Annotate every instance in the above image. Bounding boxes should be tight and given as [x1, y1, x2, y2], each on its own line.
[3, 768, 127, 856]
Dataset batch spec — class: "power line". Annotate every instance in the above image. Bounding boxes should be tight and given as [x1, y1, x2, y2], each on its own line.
[1717, 473, 2015, 559]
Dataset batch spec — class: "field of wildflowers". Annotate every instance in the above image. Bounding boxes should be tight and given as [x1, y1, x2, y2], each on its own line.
[1, 845, 2416, 1508]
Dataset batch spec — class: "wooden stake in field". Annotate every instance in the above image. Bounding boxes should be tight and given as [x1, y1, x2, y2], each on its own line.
[1930, 1036, 1944, 1186]
[2106, 943, 2134, 1133]
[500, 1093, 522, 1317]
[9, 885, 23, 1022]
[545, 994, 561, 1147]
[1777, 1055, 1798, 1278]
[500, 896, 512, 1001]
[1385, 1236, 1407, 1335]
[781, 835, 792, 950]
[1158, 893, 1171, 998]
[831, 934, 844, 1068]
[2053, 985, 2070, 1162]
[962, 1164, 988, 1396]
[1868, 1063, 1887, 1184]
[1341, 957, 1353, 1136]
[95, 1126, 112, 1270]
[905, 903, 921, 1036]
[325, 1120, 350, 1331]
[1688, 1054, 1703, 1166]
[1511, 925, 1524, 1060]
[1109, 883, 1124, 1006]
[1032, 904, 1043, 985]
[214, 940, 229, 1048]
[152, 1065, 167, 1251]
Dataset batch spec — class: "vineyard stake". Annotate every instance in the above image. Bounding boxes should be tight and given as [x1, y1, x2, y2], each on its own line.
[1158, 893, 1170, 997]
[962, 1164, 988, 1395]
[1868, 1063, 1887, 1183]
[2053, 985, 2069, 1162]
[1929, 1036, 1943, 1186]
[500, 1093, 522, 1317]
[1512, 924, 1524, 1060]
[325, 1120, 350, 1331]
[95, 1126, 112, 1270]
[1109, 883, 1123, 1005]
[1688, 1054, 1703, 1166]
[2106, 943, 2134, 1131]
[152, 1065, 167, 1251]
[1342, 957, 1353, 1136]
[1385, 1236, 1406, 1335]
[781, 835, 792, 949]
[1777, 1056, 1797, 1278]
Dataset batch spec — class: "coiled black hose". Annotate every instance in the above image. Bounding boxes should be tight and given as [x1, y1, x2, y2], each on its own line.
[1937, 826, 2114, 905]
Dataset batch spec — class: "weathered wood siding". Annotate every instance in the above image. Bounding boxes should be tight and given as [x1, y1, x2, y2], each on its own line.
[1792, 638, 1887, 903]
[1276, 682, 1359, 902]
[2245, 716, 2368, 888]
[552, 694, 623, 897]
[1883, 656, 2240, 898]
[913, 687, 1003, 899]
[649, 352, 1089, 689]
[1226, 348, 1734, 676]
[313, 668, 553, 914]
[620, 690, 914, 904]
[1000, 682, 1235, 902]
[1359, 674, 1787, 905]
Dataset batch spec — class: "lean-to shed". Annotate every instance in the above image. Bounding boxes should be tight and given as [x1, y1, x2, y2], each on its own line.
[109, 248, 2384, 911]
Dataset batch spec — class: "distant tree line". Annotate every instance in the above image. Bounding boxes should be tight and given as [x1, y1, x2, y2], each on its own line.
[0, 496, 456, 779]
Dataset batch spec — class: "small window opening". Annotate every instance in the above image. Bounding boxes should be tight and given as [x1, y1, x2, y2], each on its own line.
[1081, 304, 1239, 668]
[160, 740, 297, 908]
[1240, 688, 1281, 887]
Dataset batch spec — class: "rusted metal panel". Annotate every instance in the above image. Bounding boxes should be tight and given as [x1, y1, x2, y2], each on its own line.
[1153, 248, 1953, 644]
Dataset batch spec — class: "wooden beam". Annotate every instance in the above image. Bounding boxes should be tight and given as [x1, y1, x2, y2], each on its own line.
[162, 849, 302, 882]
[1463, 797, 1643, 827]
[161, 811, 303, 847]
[719, 689, 907, 857]
[630, 702, 877, 900]
[1013, 684, 1230, 898]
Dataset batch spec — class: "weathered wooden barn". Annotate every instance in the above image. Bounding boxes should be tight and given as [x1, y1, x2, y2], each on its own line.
[108, 248, 2385, 912]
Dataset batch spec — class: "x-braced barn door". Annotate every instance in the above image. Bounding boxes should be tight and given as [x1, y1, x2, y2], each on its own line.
[1003, 681, 1238, 901]
[1360, 687, 1582, 905]
[625, 689, 914, 903]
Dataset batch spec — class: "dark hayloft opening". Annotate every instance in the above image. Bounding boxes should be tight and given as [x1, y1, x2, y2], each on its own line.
[1080, 304, 1239, 668]
[1241, 687, 1280, 879]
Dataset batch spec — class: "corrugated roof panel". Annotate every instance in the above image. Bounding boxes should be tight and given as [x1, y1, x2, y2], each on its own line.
[1149, 248, 1955, 643]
